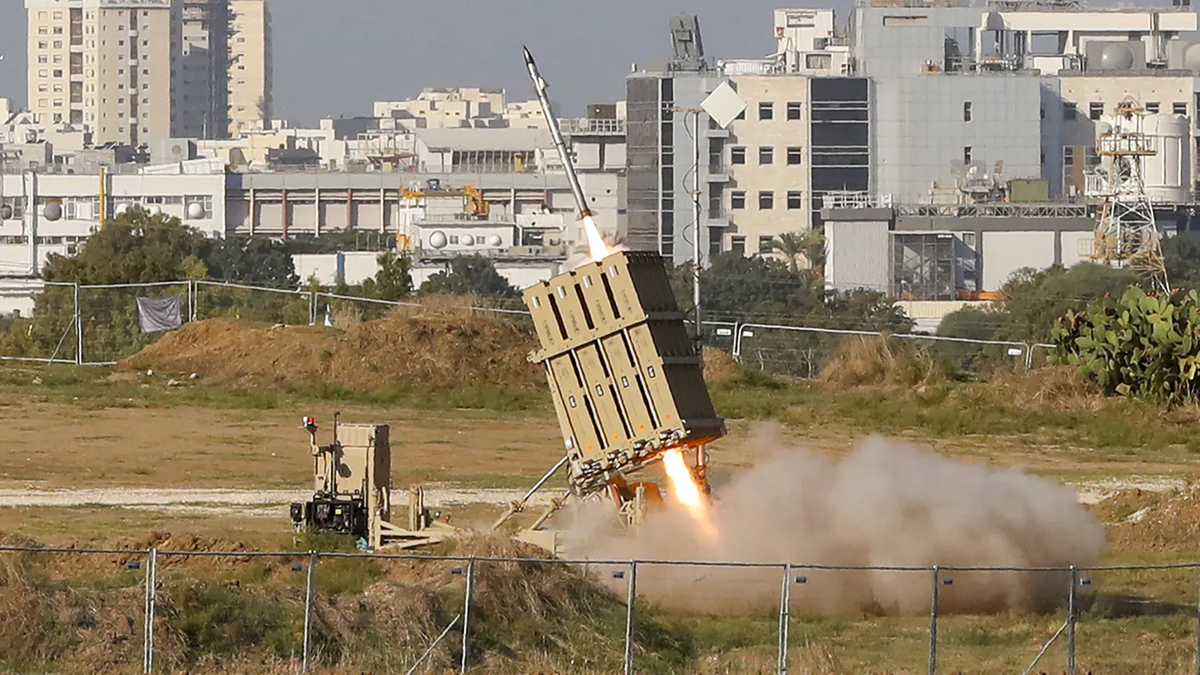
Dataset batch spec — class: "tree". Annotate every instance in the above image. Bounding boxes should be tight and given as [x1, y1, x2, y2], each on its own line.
[43, 207, 209, 284]
[1162, 236, 1200, 291]
[937, 306, 1001, 342]
[994, 263, 1138, 341]
[419, 255, 518, 298]
[366, 251, 412, 301]
[204, 236, 298, 288]
[768, 231, 826, 274]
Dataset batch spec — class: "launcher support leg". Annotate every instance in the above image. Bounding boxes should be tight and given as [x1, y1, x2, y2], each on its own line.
[489, 456, 569, 532]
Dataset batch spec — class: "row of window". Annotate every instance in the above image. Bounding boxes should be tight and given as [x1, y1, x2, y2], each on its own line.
[730, 190, 805, 210]
[724, 236, 789, 256]
[1063, 100, 1188, 120]
[752, 101, 805, 121]
[730, 145, 804, 166]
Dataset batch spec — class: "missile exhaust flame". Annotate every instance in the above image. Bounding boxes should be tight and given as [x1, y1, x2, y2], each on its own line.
[662, 448, 718, 542]
[582, 215, 608, 262]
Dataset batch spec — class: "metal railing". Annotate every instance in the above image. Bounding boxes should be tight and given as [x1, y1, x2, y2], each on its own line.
[2, 543, 1197, 675]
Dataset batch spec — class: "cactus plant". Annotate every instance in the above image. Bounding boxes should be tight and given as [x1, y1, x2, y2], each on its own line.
[1051, 286, 1200, 405]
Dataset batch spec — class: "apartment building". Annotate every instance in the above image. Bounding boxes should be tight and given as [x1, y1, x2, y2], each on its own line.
[228, 0, 271, 136]
[25, 0, 174, 146]
[25, 0, 272, 144]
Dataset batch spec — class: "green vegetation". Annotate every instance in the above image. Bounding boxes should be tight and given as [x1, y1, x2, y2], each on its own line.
[419, 254, 519, 298]
[1053, 286, 1200, 404]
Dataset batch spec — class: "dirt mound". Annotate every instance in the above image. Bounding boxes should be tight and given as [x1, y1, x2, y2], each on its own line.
[702, 347, 739, 383]
[122, 304, 542, 391]
[1092, 485, 1200, 553]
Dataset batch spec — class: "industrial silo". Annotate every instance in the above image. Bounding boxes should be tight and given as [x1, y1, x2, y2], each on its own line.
[1143, 113, 1192, 204]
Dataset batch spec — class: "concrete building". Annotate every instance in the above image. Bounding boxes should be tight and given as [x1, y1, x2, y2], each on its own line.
[228, 0, 272, 137]
[627, 15, 868, 264]
[176, 0, 231, 139]
[374, 88, 508, 130]
[25, 0, 175, 146]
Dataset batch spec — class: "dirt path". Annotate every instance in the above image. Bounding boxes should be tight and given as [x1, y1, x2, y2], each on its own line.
[0, 486, 555, 510]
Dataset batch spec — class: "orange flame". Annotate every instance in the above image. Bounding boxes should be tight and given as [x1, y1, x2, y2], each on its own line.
[662, 448, 718, 542]
[583, 215, 609, 262]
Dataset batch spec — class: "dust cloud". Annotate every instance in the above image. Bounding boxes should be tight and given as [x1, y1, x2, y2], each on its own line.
[562, 431, 1106, 615]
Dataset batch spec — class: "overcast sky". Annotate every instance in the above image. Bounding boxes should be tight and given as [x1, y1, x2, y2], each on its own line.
[0, 0, 824, 123]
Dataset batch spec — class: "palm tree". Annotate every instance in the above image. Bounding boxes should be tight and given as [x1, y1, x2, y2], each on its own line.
[768, 230, 826, 274]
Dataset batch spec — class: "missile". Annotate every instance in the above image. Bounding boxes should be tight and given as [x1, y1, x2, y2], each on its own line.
[523, 45, 592, 218]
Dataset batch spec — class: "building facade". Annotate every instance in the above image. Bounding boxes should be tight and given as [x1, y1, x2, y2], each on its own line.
[227, 0, 271, 136]
[25, 0, 175, 146]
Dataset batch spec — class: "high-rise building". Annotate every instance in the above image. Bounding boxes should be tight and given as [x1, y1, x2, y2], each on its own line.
[227, 0, 272, 136]
[25, 0, 174, 146]
[175, 0, 231, 139]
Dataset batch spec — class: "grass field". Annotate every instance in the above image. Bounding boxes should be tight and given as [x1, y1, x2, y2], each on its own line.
[3, 359, 1200, 674]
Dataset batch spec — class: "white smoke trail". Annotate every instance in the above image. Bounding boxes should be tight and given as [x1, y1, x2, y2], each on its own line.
[562, 431, 1106, 615]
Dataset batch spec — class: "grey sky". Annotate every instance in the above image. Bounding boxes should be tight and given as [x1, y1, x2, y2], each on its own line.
[0, 0, 824, 123]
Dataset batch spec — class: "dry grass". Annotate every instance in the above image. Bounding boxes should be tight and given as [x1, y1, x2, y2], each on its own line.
[817, 336, 948, 392]
[121, 305, 542, 392]
[990, 365, 1104, 412]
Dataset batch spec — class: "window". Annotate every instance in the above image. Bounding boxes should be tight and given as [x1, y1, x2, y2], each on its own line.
[38, 26, 47, 35]
[38, 41, 47, 49]
[1063, 147, 1074, 166]
[1089, 102, 1104, 120]
[758, 101, 773, 120]
[1146, 101, 1160, 114]
[52, 69, 62, 78]
[731, 236, 746, 256]
[759, 191, 775, 209]
[787, 191, 804, 209]
[38, 84, 48, 93]
[731, 146, 746, 165]
[787, 147, 803, 165]
[963, 146, 972, 163]
[805, 53, 832, 69]
[38, 99, 48, 108]
[39, 69, 49, 78]
[731, 191, 746, 210]
[787, 102, 802, 120]
[52, 55, 62, 64]
[759, 146, 774, 165]
[1085, 146, 1099, 167]
[759, 236, 775, 252]
[963, 102, 972, 122]
[53, 40, 62, 49]
[1174, 101, 1188, 115]
[38, 56, 48, 64]
[1062, 102, 1077, 120]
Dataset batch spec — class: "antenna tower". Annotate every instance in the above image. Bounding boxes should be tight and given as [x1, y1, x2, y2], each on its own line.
[1089, 96, 1171, 293]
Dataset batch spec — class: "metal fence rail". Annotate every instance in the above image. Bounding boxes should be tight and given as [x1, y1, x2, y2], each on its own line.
[0, 279, 1061, 376]
[1, 544, 1198, 675]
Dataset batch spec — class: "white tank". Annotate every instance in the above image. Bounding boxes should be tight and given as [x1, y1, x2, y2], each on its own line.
[1143, 113, 1192, 204]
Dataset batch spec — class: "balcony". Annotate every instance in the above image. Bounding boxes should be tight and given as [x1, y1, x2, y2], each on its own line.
[706, 164, 730, 183]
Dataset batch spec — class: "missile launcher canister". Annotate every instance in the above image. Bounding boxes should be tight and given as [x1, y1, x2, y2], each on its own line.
[523, 250, 726, 497]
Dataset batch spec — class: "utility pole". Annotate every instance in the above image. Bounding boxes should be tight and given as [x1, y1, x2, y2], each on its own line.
[672, 106, 704, 347]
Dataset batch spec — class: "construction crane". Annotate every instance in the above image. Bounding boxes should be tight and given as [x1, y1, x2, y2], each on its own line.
[1087, 96, 1171, 294]
[396, 182, 489, 253]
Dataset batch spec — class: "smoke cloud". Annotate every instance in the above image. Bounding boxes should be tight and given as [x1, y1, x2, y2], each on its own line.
[561, 430, 1106, 615]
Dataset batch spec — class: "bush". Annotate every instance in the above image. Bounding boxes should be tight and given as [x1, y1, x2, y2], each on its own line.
[1052, 286, 1200, 404]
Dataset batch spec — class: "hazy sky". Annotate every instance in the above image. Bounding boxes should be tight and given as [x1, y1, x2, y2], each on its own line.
[0, 0, 826, 123]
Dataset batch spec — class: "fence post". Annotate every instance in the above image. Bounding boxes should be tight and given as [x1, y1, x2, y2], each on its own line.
[73, 283, 82, 365]
[302, 551, 317, 674]
[1067, 565, 1077, 675]
[777, 562, 792, 675]
[1194, 574, 1200, 675]
[624, 561, 638, 675]
[142, 548, 157, 674]
[928, 566, 940, 675]
[309, 292, 318, 327]
[188, 280, 196, 322]
[460, 557, 476, 674]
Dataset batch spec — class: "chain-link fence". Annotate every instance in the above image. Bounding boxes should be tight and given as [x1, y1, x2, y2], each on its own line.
[732, 323, 1057, 380]
[2, 544, 1198, 675]
[0, 282, 1066, 377]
